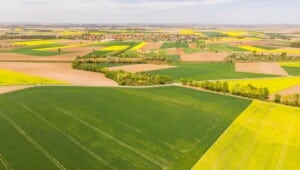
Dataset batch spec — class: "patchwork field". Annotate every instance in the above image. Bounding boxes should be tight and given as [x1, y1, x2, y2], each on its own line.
[149, 63, 275, 81]
[0, 86, 251, 169]
[1, 26, 300, 169]
[193, 100, 300, 170]
[0, 69, 63, 85]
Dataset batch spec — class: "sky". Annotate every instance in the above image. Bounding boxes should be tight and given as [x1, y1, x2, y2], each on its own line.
[0, 0, 299, 24]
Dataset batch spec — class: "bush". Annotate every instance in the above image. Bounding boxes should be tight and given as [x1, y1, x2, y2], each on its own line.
[291, 41, 300, 48]
[274, 94, 281, 103]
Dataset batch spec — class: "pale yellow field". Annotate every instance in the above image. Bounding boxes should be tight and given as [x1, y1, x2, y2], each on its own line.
[100, 45, 129, 51]
[225, 77, 300, 94]
[0, 69, 65, 85]
[239, 45, 300, 55]
[207, 37, 261, 43]
[59, 30, 86, 35]
[279, 61, 300, 67]
[129, 42, 146, 51]
[180, 29, 204, 36]
[193, 100, 300, 170]
[220, 31, 248, 37]
[14, 40, 56, 46]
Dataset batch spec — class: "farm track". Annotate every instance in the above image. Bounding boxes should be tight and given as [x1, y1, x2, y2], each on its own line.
[35, 96, 168, 169]
[0, 153, 12, 170]
[0, 112, 66, 170]
[11, 98, 118, 170]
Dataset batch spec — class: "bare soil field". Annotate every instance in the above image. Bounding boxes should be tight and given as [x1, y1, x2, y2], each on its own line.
[189, 43, 197, 48]
[141, 42, 162, 51]
[235, 62, 289, 76]
[0, 62, 118, 86]
[167, 48, 185, 55]
[0, 85, 31, 94]
[108, 64, 177, 73]
[181, 52, 228, 62]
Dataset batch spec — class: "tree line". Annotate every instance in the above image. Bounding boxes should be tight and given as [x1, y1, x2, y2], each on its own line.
[73, 62, 173, 86]
[182, 79, 269, 100]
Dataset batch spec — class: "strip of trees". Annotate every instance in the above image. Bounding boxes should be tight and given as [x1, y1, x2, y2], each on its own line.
[226, 53, 300, 62]
[274, 93, 300, 107]
[182, 80, 269, 100]
[73, 62, 173, 86]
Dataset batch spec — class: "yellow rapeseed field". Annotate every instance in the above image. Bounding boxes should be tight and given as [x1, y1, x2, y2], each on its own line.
[207, 37, 260, 43]
[193, 100, 300, 170]
[221, 31, 248, 37]
[225, 77, 300, 94]
[129, 42, 146, 51]
[179, 29, 204, 36]
[279, 61, 300, 67]
[59, 30, 86, 35]
[100, 45, 129, 51]
[14, 40, 56, 46]
[0, 69, 65, 85]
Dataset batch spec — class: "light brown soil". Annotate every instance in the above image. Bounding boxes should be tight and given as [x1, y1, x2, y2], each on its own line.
[189, 43, 197, 48]
[0, 85, 31, 94]
[235, 62, 289, 76]
[108, 64, 176, 73]
[181, 52, 228, 62]
[141, 42, 162, 51]
[167, 48, 185, 55]
[0, 62, 118, 86]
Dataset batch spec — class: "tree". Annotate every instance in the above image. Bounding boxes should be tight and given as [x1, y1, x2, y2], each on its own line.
[58, 48, 62, 53]
[222, 82, 229, 93]
[274, 94, 281, 103]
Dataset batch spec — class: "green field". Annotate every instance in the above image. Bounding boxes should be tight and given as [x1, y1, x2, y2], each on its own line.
[0, 86, 251, 169]
[206, 43, 246, 52]
[193, 100, 300, 170]
[149, 63, 275, 81]
[4, 44, 69, 56]
[202, 32, 227, 37]
[160, 41, 189, 49]
[281, 66, 300, 75]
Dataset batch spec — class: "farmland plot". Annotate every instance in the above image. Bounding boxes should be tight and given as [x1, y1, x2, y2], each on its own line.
[0, 69, 63, 85]
[0, 86, 251, 169]
[149, 63, 275, 81]
[193, 100, 300, 170]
